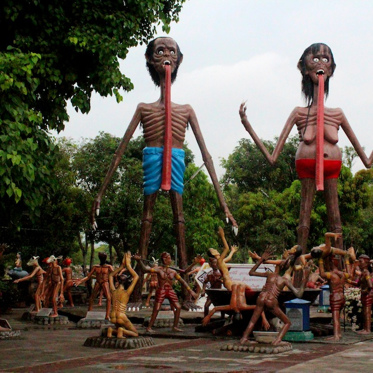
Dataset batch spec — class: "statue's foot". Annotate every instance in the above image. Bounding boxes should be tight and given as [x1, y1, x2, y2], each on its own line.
[326, 335, 341, 341]
[272, 338, 282, 346]
[172, 327, 183, 332]
[50, 313, 58, 318]
[357, 329, 371, 335]
[240, 337, 248, 345]
[146, 328, 155, 333]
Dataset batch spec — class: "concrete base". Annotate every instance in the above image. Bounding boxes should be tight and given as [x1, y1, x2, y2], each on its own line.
[221, 341, 292, 354]
[76, 318, 113, 329]
[0, 329, 21, 340]
[84, 336, 155, 349]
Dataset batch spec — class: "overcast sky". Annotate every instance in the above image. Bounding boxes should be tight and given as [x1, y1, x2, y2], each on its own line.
[59, 0, 373, 178]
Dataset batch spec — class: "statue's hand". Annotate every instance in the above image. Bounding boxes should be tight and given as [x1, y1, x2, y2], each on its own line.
[90, 197, 101, 230]
[125, 251, 132, 266]
[225, 210, 238, 236]
[231, 245, 239, 254]
[248, 251, 261, 262]
[239, 102, 248, 121]
[132, 253, 142, 261]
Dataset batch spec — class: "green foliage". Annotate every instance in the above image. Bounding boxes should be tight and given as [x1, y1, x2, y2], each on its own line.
[222, 136, 373, 256]
[0, 0, 185, 215]
[221, 136, 299, 194]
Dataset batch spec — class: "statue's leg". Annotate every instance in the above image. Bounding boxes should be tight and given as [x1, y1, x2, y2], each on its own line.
[170, 300, 182, 331]
[324, 179, 343, 250]
[133, 193, 158, 303]
[34, 283, 43, 312]
[50, 284, 60, 317]
[170, 191, 187, 270]
[270, 306, 291, 345]
[297, 178, 316, 253]
[147, 302, 162, 332]
[139, 193, 158, 258]
[102, 283, 111, 320]
[240, 306, 264, 344]
[88, 283, 100, 311]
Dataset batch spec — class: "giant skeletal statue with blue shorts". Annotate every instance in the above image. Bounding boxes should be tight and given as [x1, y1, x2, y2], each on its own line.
[91, 37, 237, 278]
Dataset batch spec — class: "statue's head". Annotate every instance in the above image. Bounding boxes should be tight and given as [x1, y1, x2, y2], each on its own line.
[297, 43, 336, 105]
[209, 257, 218, 269]
[145, 37, 183, 86]
[98, 252, 108, 265]
[63, 258, 72, 266]
[358, 254, 370, 269]
[160, 252, 172, 266]
[27, 256, 39, 267]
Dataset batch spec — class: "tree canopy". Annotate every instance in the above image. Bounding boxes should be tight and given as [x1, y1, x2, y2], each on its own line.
[0, 0, 185, 221]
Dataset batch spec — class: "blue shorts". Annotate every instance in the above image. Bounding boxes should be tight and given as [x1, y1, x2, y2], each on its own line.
[143, 147, 185, 195]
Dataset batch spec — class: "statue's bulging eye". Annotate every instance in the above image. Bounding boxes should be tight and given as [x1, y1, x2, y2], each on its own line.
[170, 50, 175, 55]
[322, 58, 329, 63]
[157, 50, 164, 55]
[313, 57, 319, 62]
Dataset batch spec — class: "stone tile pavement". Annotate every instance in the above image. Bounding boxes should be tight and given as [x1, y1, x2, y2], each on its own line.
[1, 307, 373, 373]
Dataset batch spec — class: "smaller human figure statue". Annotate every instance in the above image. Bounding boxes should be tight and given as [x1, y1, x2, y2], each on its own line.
[201, 244, 238, 317]
[62, 258, 75, 307]
[134, 252, 197, 332]
[14, 256, 46, 313]
[15, 252, 22, 270]
[353, 255, 372, 335]
[143, 261, 159, 308]
[249, 244, 303, 283]
[107, 251, 139, 338]
[306, 262, 326, 289]
[202, 227, 270, 329]
[46, 255, 64, 317]
[8, 252, 29, 280]
[240, 248, 310, 346]
[75, 252, 114, 320]
[201, 256, 223, 317]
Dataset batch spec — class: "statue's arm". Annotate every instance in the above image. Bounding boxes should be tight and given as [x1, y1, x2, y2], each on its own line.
[91, 104, 142, 227]
[188, 106, 237, 227]
[125, 252, 139, 295]
[239, 103, 298, 166]
[109, 263, 125, 292]
[340, 109, 372, 168]
[14, 267, 38, 283]
[218, 226, 230, 261]
[223, 245, 238, 263]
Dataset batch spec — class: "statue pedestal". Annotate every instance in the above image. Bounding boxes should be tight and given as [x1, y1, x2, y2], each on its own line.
[84, 335, 155, 349]
[77, 311, 113, 329]
[0, 319, 21, 339]
[221, 341, 292, 354]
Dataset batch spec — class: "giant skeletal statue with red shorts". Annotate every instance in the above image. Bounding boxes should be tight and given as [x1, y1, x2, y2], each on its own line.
[239, 43, 373, 252]
[91, 37, 237, 277]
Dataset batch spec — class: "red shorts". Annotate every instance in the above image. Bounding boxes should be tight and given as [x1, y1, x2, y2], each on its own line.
[155, 284, 179, 305]
[296, 159, 342, 179]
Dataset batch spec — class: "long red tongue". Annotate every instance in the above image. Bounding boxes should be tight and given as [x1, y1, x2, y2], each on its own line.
[161, 64, 172, 191]
[316, 74, 324, 191]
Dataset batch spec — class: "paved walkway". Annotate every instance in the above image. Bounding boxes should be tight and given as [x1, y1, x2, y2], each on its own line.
[1, 307, 373, 373]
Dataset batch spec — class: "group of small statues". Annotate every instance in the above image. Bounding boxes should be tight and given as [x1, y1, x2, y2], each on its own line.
[11, 229, 372, 345]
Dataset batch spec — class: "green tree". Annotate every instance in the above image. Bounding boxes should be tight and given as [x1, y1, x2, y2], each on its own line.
[221, 136, 299, 194]
[0, 0, 185, 218]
